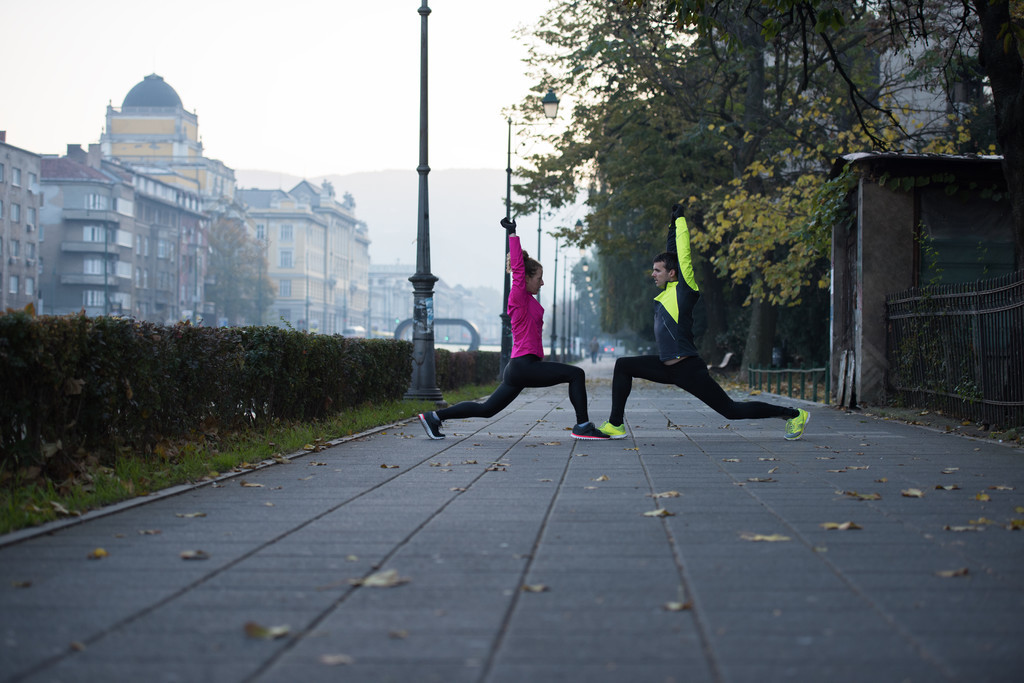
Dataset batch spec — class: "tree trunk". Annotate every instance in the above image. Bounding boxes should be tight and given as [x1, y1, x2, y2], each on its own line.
[697, 259, 729, 361]
[975, 0, 1024, 257]
[742, 294, 777, 369]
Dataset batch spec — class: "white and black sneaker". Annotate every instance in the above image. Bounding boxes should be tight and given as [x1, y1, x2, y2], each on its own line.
[418, 411, 445, 439]
[571, 422, 611, 440]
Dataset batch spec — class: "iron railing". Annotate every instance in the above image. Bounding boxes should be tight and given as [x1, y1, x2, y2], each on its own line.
[747, 366, 830, 403]
[886, 270, 1024, 428]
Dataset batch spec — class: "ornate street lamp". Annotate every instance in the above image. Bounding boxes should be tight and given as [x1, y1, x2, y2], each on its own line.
[501, 88, 559, 374]
[404, 0, 443, 401]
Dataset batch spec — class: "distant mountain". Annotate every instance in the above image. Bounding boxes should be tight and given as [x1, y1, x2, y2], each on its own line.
[236, 168, 514, 296]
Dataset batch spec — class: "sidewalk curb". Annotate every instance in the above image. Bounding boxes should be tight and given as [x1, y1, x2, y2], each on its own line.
[0, 415, 420, 550]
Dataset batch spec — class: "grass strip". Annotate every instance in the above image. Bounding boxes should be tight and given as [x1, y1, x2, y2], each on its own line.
[1, 383, 498, 535]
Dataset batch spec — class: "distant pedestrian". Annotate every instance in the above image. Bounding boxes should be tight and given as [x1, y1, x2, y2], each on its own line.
[589, 337, 599, 364]
[597, 203, 809, 441]
[418, 217, 610, 441]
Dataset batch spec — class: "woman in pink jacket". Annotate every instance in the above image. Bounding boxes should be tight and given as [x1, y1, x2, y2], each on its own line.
[419, 217, 609, 440]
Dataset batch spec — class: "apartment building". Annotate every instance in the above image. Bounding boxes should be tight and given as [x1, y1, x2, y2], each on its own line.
[0, 133, 43, 311]
[238, 181, 370, 334]
[39, 145, 206, 322]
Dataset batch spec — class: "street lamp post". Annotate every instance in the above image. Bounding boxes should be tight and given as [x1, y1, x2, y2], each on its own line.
[501, 89, 559, 374]
[405, 0, 443, 401]
[550, 237, 558, 360]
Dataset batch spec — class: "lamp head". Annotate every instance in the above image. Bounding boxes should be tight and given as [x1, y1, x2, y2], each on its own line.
[541, 89, 560, 119]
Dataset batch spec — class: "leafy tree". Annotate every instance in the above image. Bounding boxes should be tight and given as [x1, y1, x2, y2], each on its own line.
[513, 1, 993, 365]
[205, 215, 275, 326]
[642, 0, 1024, 255]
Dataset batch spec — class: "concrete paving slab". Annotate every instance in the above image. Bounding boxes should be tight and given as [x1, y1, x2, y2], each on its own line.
[1, 357, 1022, 682]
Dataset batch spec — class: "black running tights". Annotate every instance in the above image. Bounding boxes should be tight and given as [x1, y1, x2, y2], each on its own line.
[438, 355, 589, 425]
[608, 355, 796, 425]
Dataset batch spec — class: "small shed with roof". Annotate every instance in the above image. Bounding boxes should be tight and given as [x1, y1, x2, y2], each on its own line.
[829, 152, 1018, 408]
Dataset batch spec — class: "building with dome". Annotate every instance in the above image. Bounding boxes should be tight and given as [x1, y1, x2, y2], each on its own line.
[99, 74, 235, 208]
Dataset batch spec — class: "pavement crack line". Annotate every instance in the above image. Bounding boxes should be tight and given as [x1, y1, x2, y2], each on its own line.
[636, 429, 727, 683]
[247, 423, 530, 682]
[477, 402, 578, 683]
[712, 449, 960, 682]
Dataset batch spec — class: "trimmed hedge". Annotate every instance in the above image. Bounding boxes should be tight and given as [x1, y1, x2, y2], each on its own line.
[1, 312, 498, 479]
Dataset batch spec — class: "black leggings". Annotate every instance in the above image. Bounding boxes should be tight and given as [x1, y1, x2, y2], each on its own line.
[438, 355, 590, 425]
[609, 355, 796, 425]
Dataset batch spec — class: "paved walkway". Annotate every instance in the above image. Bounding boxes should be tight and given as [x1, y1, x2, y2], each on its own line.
[2, 356, 1022, 683]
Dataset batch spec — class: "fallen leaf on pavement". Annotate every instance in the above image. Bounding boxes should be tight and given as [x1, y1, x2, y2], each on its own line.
[350, 569, 409, 588]
[839, 490, 881, 501]
[240, 481, 264, 488]
[593, 475, 610, 481]
[941, 468, 959, 474]
[722, 458, 740, 463]
[935, 567, 969, 578]
[821, 521, 862, 530]
[969, 517, 997, 525]
[740, 532, 791, 542]
[988, 485, 1014, 491]
[542, 442, 561, 446]
[975, 492, 991, 501]
[747, 477, 776, 483]
[87, 548, 108, 560]
[176, 512, 206, 518]
[935, 484, 960, 490]
[944, 525, 984, 532]
[663, 601, 693, 611]
[245, 622, 290, 640]
[521, 584, 549, 592]
[380, 464, 399, 469]
[643, 509, 674, 517]
[180, 550, 209, 560]
[138, 529, 161, 535]
[901, 488, 925, 498]
[320, 654, 354, 666]
[649, 491, 681, 499]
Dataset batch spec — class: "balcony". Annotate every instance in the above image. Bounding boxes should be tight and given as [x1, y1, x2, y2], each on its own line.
[60, 274, 110, 286]
[61, 241, 121, 254]
[62, 209, 123, 224]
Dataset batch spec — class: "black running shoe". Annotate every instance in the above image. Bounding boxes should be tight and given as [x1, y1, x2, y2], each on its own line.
[572, 423, 611, 440]
[418, 411, 445, 439]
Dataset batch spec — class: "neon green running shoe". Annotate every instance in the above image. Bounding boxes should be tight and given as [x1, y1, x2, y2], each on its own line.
[785, 409, 809, 440]
[598, 421, 627, 439]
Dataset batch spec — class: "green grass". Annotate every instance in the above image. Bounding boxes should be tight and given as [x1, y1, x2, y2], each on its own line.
[0, 384, 498, 536]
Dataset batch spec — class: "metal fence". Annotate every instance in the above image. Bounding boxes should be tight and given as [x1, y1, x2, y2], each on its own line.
[747, 366, 830, 403]
[886, 270, 1024, 428]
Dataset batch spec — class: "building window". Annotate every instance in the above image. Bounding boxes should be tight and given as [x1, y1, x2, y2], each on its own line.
[25, 278, 34, 296]
[256, 223, 265, 241]
[86, 194, 108, 210]
[279, 280, 291, 297]
[84, 257, 104, 275]
[157, 239, 170, 259]
[26, 207, 36, 229]
[11, 240, 19, 257]
[84, 290, 105, 307]
[11, 204, 20, 222]
[280, 224, 293, 242]
[9, 275, 19, 295]
[83, 225, 106, 242]
[279, 249, 293, 269]
[12, 168, 21, 187]
[0, 163, 4, 182]
[28, 172, 38, 188]
[0, 200, 4, 218]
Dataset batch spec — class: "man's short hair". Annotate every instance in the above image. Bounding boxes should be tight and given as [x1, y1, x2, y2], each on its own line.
[654, 251, 678, 275]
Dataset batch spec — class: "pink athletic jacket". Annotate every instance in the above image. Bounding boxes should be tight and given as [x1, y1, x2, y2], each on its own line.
[508, 234, 545, 359]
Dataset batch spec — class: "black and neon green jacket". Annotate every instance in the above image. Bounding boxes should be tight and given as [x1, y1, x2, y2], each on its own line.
[653, 215, 700, 362]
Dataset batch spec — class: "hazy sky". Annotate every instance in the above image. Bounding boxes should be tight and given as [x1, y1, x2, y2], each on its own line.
[2, 0, 558, 177]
